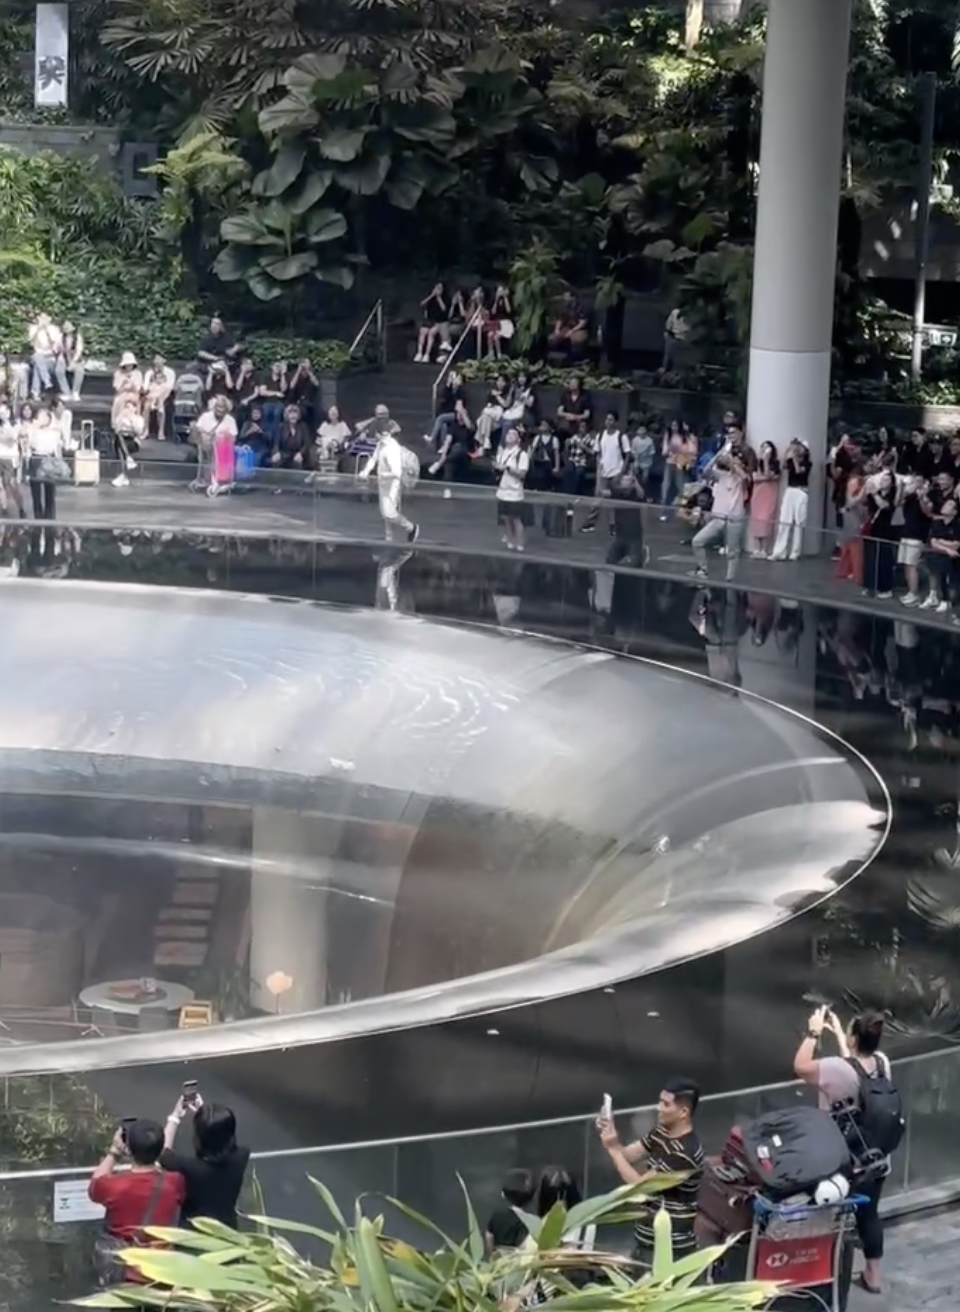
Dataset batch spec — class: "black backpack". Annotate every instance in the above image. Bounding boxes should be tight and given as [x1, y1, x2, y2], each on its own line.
[845, 1056, 904, 1156]
[739, 1106, 850, 1198]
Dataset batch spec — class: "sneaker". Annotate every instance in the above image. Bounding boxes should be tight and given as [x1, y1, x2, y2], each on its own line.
[919, 594, 939, 609]
[937, 600, 950, 614]
[659, 513, 669, 522]
[580, 523, 595, 534]
[406, 523, 420, 544]
[515, 543, 525, 552]
[901, 593, 920, 607]
[125, 457, 137, 471]
[442, 488, 451, 499]
[687, 566, 707, 579]
[876, 591, 893, 600]
[111, 473, 129, 488]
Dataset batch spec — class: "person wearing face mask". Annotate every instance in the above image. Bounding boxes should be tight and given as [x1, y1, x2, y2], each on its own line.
[0, 404, 27, 519]
[494, 427, 530, 552]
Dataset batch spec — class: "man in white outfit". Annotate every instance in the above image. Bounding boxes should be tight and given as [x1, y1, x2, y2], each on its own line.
[359, 406, 420, 543]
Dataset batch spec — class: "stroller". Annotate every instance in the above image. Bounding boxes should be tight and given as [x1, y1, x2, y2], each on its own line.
[172, 370, 205, 444]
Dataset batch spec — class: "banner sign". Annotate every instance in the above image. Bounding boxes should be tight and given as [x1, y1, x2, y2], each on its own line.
[35, 4, 69, 108]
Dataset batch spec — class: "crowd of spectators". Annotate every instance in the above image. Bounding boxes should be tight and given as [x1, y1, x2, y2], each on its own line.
[830, 426, 960, 621]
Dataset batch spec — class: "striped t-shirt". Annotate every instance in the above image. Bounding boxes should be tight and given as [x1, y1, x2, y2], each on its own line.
[633, 1126, 704, 1256]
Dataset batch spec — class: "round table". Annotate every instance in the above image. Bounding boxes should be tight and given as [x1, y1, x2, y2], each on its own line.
[79, 979, 196, 1031]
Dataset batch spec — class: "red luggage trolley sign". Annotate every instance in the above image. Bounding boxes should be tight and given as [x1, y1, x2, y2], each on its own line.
[754, 1233, 835, 1288]
[745, 1195, 865, 1312]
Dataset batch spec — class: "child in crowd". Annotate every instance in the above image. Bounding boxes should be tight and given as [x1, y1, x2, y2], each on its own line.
[484, 1168, 536, 1252]
[629, 414, 656, 494]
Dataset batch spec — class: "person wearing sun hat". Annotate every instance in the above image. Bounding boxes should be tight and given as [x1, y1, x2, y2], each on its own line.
[112, 351, 143, 430]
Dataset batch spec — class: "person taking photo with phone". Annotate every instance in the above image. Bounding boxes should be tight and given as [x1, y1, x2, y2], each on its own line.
[794, 1005, 900, 1296]
[88, 1118, 185, 1286]
[161, 1087, 250, 1229]
[596, 1079, 704, 1271]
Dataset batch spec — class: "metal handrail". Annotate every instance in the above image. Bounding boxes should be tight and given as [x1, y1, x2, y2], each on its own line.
[348, 299, 385, 366]
[0, 1043, 956, 1181]
[431, 307, 483, 415]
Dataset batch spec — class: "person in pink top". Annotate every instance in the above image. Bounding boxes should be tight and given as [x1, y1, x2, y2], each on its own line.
[689, 426, 755, 582]
[749, 440, 781, 557]
[659, 421, 698, 516]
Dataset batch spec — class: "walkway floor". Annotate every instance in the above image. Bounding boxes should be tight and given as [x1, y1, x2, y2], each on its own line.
[38, 479, 960, 632]
[864, 1211, 957, 1310]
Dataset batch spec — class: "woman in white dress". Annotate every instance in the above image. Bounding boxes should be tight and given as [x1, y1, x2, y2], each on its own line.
[494, 426, 530, 552]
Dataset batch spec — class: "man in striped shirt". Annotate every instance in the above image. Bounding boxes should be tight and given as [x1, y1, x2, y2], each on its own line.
[598, 1078, 704, 1270]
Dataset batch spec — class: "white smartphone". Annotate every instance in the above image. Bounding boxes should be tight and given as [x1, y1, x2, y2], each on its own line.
[601, 1093, 613, 1121]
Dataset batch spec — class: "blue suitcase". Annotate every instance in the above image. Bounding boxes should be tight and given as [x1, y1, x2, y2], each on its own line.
[234, 444, 258, 482]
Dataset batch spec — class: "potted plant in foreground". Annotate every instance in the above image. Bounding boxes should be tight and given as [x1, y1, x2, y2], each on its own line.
[75, 1175, 779, 1312]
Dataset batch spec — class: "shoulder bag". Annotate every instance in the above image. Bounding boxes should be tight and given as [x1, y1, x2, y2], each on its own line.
[93, 1171, 166, 1288]
[36, 453, 71, 484]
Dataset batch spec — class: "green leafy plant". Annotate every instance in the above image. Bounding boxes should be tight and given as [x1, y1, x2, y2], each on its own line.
[459, 357, 633, 394]
[215, 201, 352, 300]
[74, 1176, 777, 1312]
[508, 240, 564, 356]
[145, 131, 251, 282]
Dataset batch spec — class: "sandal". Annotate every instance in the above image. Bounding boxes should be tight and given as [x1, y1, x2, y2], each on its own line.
[855, 1273, 882, 1296]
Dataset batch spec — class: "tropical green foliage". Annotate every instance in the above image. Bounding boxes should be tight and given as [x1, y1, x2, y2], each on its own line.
[6, 0, 960, 370]
[74, 1176, 777, 1312]
[0, 146, 349, 364]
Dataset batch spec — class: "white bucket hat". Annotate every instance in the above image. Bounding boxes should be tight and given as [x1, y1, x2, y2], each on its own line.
[119, 351, 138, 368]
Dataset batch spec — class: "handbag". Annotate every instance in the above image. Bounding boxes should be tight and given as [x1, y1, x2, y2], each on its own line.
[36, 453, 70, 484]
[93, 1171, 165, 1288]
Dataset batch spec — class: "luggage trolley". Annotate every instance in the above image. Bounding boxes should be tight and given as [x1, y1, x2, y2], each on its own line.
[746, 1195, 864, 1312]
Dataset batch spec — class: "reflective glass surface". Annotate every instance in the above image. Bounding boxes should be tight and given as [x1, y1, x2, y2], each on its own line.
[0, 524, 956, 1166]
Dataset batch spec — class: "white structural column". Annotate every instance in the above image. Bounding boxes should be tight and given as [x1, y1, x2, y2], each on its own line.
[745, 0, 853, 542]
[249, 808, 329, 1015]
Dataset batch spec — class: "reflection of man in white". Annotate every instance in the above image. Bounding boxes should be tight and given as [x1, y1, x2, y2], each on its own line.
[359, 406, 419, 543]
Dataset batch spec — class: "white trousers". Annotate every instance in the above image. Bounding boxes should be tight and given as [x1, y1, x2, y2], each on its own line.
[771, 486, 808, 560]
[378, 476, 412, 539]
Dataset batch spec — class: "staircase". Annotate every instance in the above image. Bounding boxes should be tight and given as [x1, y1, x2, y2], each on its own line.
[338, 360, 435, 442]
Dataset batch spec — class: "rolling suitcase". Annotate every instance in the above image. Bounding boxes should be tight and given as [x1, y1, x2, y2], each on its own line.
[234, 443, 258, 482]
[74, 419, 100, 486]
